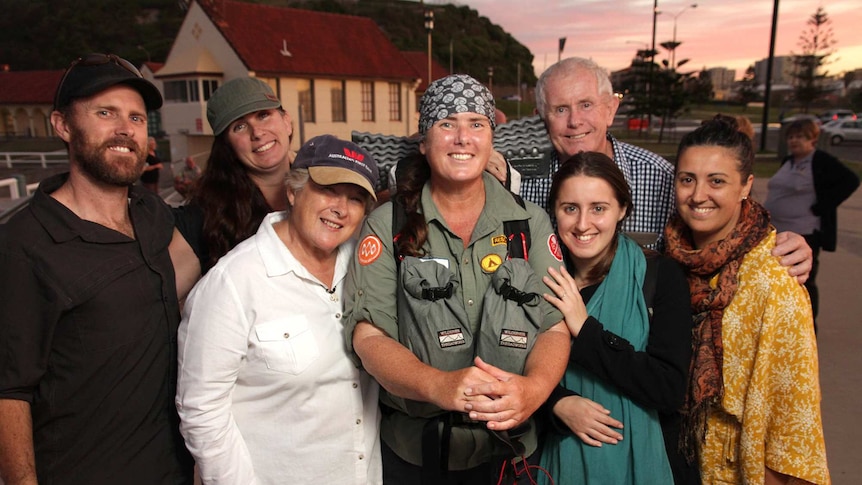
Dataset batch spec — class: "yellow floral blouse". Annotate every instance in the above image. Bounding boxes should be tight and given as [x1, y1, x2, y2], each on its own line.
[699, 231, 830, 485]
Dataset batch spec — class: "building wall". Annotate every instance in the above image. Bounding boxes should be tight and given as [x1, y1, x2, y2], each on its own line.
[754, 56, 794, 85]
[707, 67, 736, 91]
[0, 106, 52, 138]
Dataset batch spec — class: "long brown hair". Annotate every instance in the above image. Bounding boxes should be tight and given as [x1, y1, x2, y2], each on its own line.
[548, 151, 635, 283]
[189, 132, 272, 269]
[392, 153, 431, 257]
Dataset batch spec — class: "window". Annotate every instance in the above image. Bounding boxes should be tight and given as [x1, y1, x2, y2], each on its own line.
[388, 82, 402, 121]
[164, 79, 212, 102]
[202, 80, 219, 101]
[188, 80, 200, 102]
[146, 110, 162, 137]
[164, 80, 189, 102]
[298, 79, 315, 123]
[361, 81, 375, 122]
[331, 80, 346, 122]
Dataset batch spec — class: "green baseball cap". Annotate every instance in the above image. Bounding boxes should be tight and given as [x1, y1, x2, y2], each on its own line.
[206, 77, 281, 136]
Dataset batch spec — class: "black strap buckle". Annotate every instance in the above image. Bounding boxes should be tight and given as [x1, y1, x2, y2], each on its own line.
[498, 279, 539, 306]
[421, 282, 454, 301]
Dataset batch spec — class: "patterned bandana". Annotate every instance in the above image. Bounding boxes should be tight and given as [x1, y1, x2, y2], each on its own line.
[418, 74, 496, 134]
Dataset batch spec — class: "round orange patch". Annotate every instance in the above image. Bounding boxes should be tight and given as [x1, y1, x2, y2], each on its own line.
[358, 235, 383, 266]
[548, 234, 563, 262]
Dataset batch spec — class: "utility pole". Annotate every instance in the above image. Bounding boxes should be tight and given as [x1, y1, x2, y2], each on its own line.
[648, 0, 659, 136]
[760, 0, 780, 152]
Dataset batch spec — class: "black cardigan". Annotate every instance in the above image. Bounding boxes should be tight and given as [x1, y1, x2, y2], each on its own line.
[783, 149, 860, 252]
[542, 255, 698, 484]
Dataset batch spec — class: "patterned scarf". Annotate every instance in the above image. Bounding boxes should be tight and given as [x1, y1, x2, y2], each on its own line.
[664, 198, 771, 461]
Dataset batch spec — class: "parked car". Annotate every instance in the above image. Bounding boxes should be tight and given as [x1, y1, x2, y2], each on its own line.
[822, 119, 862, 145]
[781, 113, 821, 126]
[818, 109, 857, 124]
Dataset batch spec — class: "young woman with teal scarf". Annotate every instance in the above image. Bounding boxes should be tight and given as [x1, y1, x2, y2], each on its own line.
[537, 152, 697, 485]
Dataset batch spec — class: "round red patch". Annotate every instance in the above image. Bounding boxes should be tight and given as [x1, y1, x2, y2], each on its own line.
[548, 234, 563, 262]
[358, 235, 383, 266]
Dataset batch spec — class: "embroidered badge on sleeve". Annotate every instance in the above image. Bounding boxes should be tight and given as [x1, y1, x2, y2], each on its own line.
[358, 235, 383, 266]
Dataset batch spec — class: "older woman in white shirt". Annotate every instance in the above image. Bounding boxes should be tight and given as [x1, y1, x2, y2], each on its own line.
[176, 135, 382, 484]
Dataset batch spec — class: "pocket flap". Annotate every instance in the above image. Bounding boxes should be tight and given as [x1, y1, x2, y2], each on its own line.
[255, 317, 309, 342]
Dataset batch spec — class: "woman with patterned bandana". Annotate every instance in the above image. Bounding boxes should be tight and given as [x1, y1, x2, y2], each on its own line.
[343, 74, 571, 484]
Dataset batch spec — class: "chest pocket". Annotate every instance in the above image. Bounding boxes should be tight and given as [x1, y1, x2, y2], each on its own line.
[254, 317, 319, 375]
[397, 256, 474, 373]
[476, 258, 543, 375]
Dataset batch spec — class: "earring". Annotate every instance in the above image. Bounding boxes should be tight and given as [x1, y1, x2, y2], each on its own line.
[741, 196, 748, 201]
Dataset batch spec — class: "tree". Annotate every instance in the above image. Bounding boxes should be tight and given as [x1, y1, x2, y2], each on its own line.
[652, 59, 694, 143]
[736, 65, 761, 107]
[615, 48, 657, 135]
[688, 68, 713, 104]
[791, 7, 836, 113]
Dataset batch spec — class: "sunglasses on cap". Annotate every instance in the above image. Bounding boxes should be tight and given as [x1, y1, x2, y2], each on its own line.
[53, 53, 144, 108]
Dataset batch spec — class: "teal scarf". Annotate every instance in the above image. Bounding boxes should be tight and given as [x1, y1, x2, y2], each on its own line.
[539, 235, 673, 485]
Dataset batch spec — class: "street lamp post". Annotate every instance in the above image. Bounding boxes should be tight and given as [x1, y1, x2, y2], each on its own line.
[670, 3, 697, 69]
[137, 45, 151, 63]
[424, 10, 434, 86]
[449, 38, 454, 75]
[487, 66, 494, 95]
[648, 0, 659, 135]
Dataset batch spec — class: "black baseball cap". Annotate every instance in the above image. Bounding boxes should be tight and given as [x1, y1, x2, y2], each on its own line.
[53, 53, 163, 111]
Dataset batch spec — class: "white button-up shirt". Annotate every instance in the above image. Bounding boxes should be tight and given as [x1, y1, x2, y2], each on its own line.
[176, 212, 381, 485]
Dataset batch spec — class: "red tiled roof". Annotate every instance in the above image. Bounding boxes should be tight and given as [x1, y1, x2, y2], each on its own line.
[0, 70, 64, 104]
[198, 0, 420, 80]
[400, 51, 449, 92]
[143, 61, 164, 73]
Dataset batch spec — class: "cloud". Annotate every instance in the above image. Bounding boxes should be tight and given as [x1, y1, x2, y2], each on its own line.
[452, 0, 861, 79]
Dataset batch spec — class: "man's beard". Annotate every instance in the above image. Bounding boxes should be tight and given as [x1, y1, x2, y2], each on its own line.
[70, 129, 147, 187]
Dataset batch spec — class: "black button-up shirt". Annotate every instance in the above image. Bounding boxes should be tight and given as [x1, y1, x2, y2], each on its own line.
[0, 173, 193, 484]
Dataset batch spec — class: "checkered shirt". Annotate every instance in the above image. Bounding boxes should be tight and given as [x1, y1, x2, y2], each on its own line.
[519, 134, 676, 250]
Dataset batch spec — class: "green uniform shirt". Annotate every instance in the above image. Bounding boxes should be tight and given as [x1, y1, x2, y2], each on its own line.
[343, 172, 564, 469]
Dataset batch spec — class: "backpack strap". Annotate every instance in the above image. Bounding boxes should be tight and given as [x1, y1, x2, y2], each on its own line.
[391, 196, 408, 268]
[503, 193, 531, 260]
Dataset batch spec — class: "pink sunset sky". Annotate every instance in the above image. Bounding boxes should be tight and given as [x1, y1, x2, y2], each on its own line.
[442, 0, 860, 80]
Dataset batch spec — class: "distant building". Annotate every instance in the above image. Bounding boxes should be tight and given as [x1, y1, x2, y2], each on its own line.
[155, 0, 421, 162]
[707, 67, 736, 90]
[0, 69, 62, 138]
[706, 67, 736, 101]
[754, 56, 794, 85]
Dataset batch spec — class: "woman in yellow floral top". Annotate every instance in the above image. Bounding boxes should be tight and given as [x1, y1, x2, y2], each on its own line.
[664, 115, 830, 484]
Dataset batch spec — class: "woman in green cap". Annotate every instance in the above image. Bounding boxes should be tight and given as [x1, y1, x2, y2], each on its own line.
[170, 77, 295, 299]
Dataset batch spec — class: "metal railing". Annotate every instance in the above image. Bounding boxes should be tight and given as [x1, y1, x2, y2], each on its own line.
[0, 194, 32, 223]
[1, 151, 69, 168]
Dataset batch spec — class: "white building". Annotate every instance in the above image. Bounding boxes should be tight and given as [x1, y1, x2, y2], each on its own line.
[154, 0, 422, 162]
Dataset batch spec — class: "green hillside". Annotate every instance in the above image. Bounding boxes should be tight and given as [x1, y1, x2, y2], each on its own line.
[0, 0, 535, 87]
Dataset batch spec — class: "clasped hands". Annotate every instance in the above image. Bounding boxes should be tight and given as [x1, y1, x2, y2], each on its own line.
[439, 356, 541, 432]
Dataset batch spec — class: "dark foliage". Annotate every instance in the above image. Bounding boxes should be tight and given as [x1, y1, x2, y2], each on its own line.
[1, 0, 536, 87]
